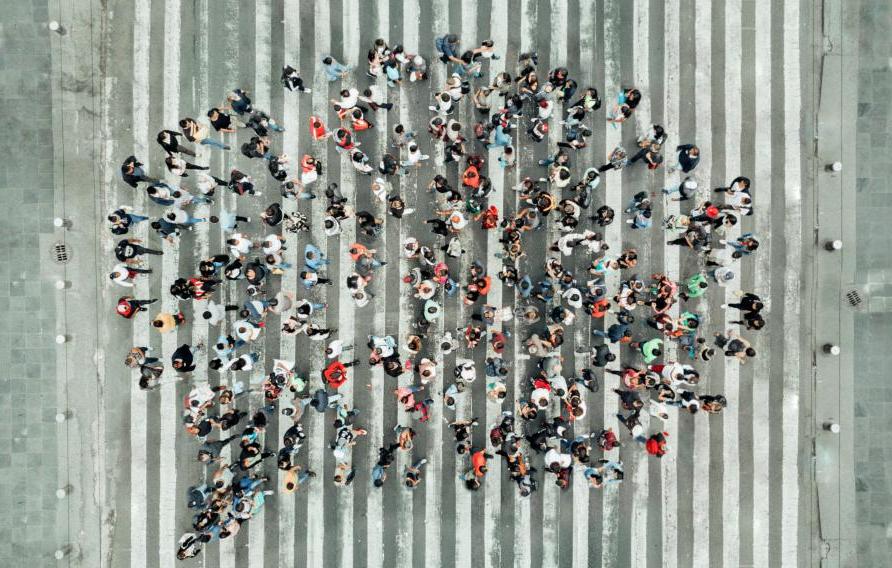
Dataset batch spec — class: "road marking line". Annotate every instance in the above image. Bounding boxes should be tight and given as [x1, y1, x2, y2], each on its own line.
[781, 1, 802, 564]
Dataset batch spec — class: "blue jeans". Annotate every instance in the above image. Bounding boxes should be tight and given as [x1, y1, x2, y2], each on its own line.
[180, 216, 206, 225]
[127, 213, 149, 223]
[324, 63, 349, 81]
[201, 138, 228, 150]
[306, 259, 329, 272]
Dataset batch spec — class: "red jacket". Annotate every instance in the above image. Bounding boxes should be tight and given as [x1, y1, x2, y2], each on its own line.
[462, 165, 480, 189]
[645, 433, 668, 457]
[309, 116, 327, 140]
[472, 450, 488, 477]
[323, 361, 348, 389]
[116, 298, 136, 319]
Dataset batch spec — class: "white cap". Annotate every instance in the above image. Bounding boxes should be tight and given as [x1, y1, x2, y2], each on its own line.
[413, 55, 424, 66]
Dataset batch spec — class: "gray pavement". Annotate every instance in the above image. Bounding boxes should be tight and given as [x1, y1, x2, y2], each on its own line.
[0, 0, 61, 565]
[1, 0, 878, 567]
[853, 0, 892, 565]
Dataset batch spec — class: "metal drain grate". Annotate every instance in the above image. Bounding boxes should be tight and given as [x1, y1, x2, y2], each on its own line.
[52, 242, 71, 264]
[845, 289, 863, 308]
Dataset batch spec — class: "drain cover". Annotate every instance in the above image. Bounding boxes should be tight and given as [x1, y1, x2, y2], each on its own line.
[844, 289, 863, 308]
[52, 242, 71, 264]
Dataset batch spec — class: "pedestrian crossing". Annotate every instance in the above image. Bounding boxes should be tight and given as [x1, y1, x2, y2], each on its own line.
[95, 0, 807, 566]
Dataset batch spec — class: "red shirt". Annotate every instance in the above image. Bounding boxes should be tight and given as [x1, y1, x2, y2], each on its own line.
[116, 299, 135, 319]
[323, 361, 348, 389]
[472, 450, 488, 477]
[646, 436, 667, 457]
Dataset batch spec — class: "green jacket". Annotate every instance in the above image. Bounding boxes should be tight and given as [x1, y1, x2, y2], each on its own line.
[641, 338, 663, 364]
[685, 273, 708, 298]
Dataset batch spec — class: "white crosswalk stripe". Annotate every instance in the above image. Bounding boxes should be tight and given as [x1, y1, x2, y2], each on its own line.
[722, 3, 743, 567]
[752, 4, 773, 567]
[129, 2, 152, 567]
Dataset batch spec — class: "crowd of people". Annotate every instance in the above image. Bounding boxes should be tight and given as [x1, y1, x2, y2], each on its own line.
[113, 33, 761, 561]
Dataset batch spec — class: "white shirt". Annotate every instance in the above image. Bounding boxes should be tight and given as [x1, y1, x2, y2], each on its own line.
[456, 359, 476, 382]
[167, 157, 187, 176]
[166, 208, 190, 224]
[234, 319, 261, 342]
[323, 216, 342, 236]
[110, 264, 133, 287]
[544, 448, 572, 469]
[228, 233, 253, 256]
[200, 300, 227, 326]
[360, 85, 387, 105]
[195, 173, 217, 195]
[326, 340, 344, 359]
[171, 189, 197, 209]
[371, 178, 389, 202]
[353, 290, 371, 307]
[262, 234, 283, 254]
[337, 88, 359, 109]
[531, 387, 551, 408]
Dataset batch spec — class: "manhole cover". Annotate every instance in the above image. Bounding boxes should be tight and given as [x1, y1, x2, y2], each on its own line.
[51, 242, 71, 264]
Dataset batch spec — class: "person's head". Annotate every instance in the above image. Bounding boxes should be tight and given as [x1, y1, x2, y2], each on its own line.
[178, 118, 188, 128]
[745, 347, 757, 358]
[373, 478, 384, 488]
[651, 348, 662, 358]
[150, 221, 161, 230]
[152, 319, 163, 328]
[446, 34, 458, 44]
[322, 56, 333, 65]
[605, 352, 617, 363]
[690, 147, 700, 156]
